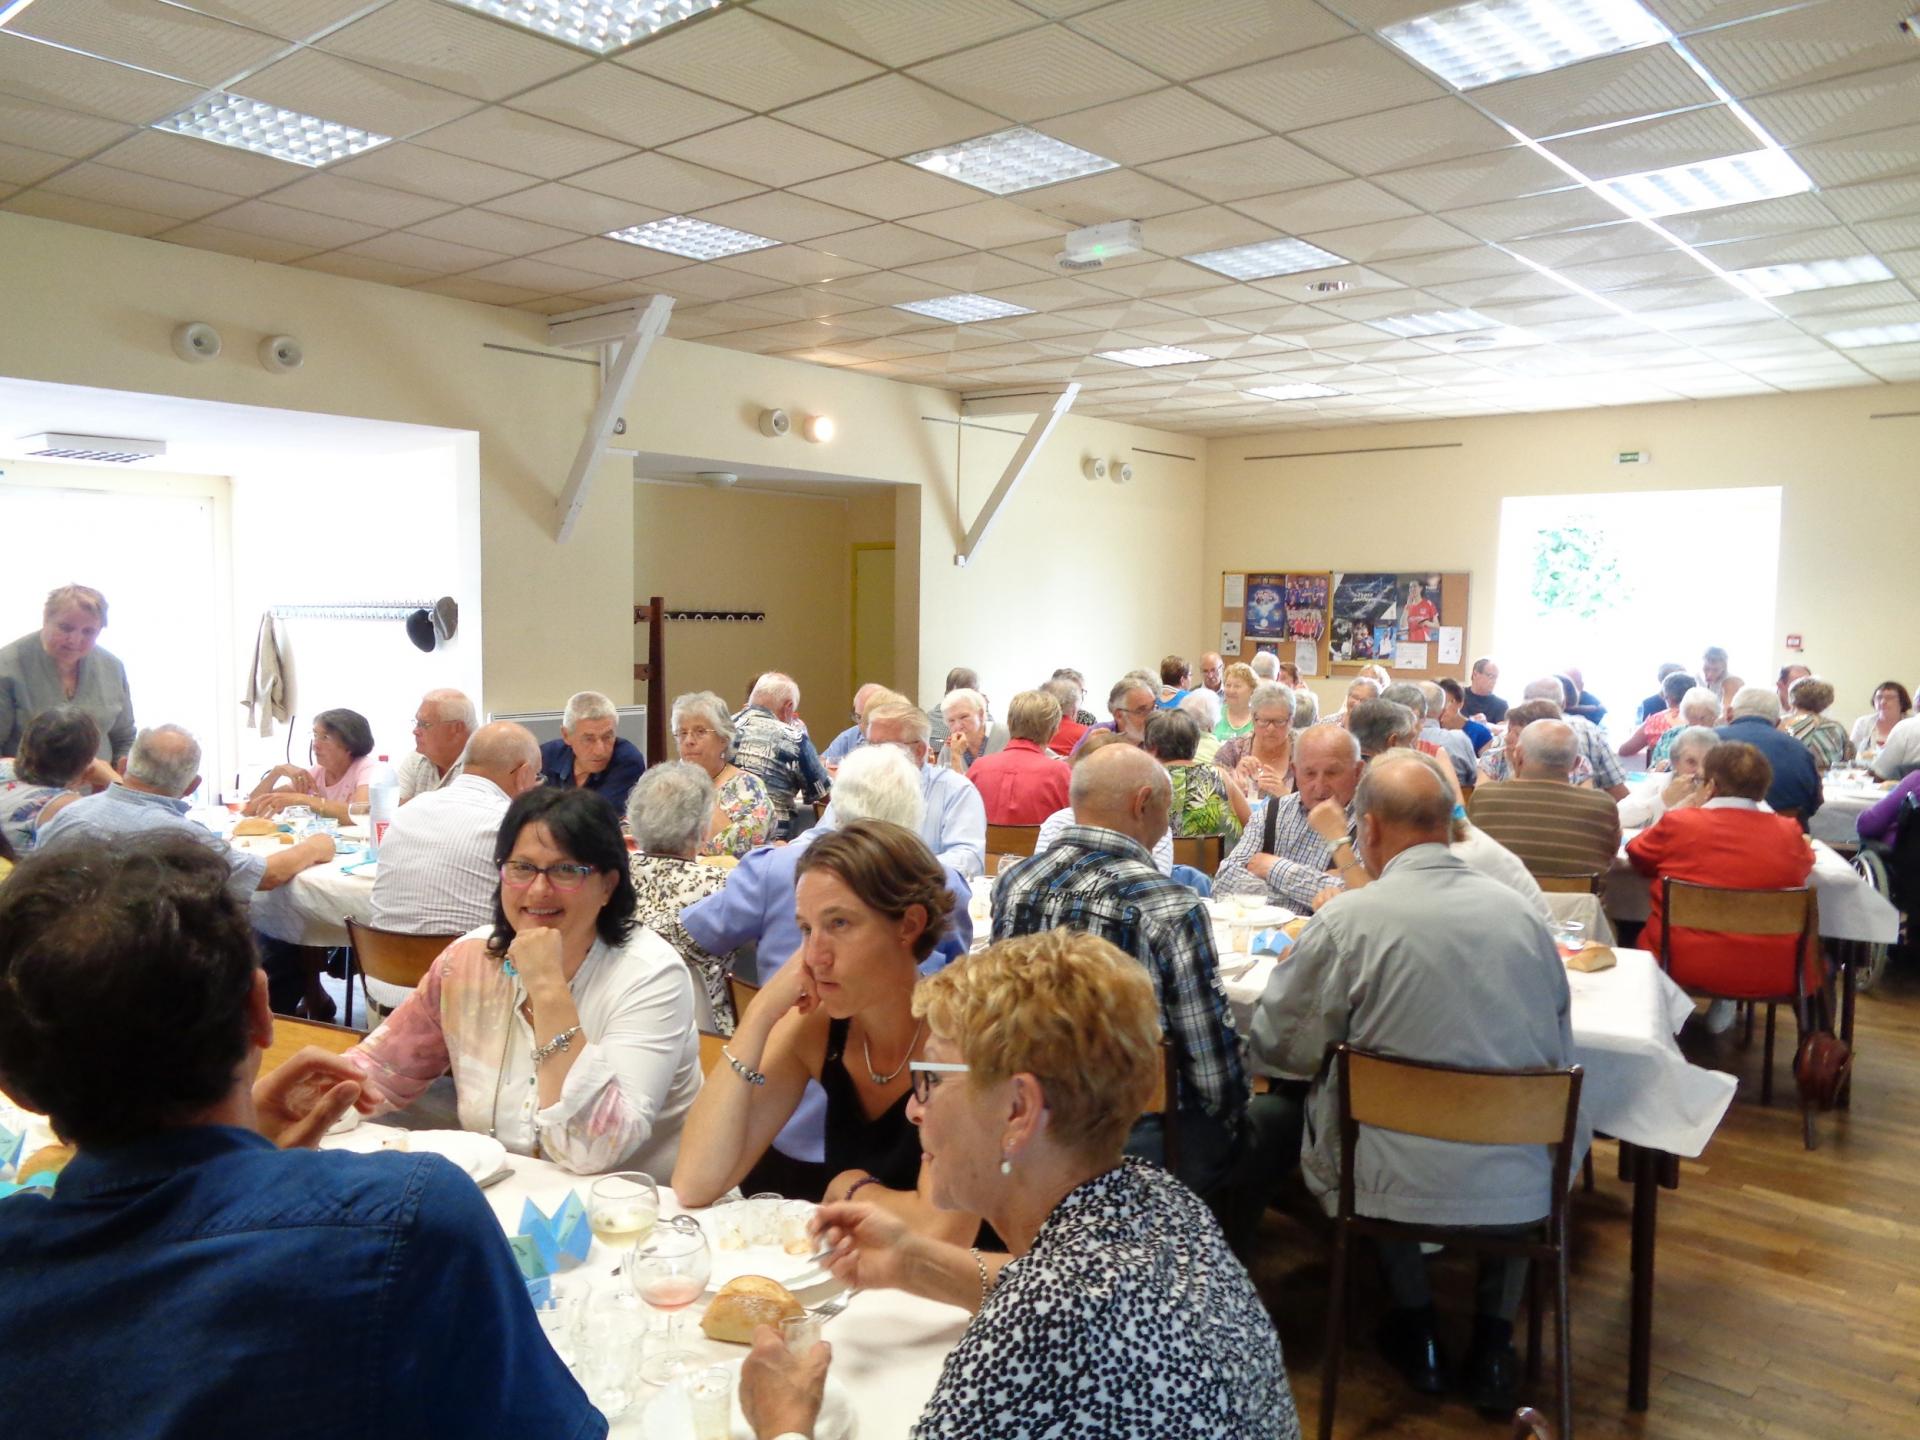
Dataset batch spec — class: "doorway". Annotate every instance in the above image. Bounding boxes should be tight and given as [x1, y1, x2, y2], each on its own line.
[851, 543, 896, 695]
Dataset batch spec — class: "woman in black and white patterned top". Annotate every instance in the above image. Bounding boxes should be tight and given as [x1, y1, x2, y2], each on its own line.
[625, 762, 734, 1033]
[737, 929, 1298, 1440]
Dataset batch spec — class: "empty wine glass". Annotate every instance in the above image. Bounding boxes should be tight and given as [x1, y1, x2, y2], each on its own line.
[628, 1215, 713, 1384]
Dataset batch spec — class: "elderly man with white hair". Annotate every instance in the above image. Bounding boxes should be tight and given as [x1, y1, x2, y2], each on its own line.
[1215, 723, 1369, 911]
[539, 688, 645, 814]
[1468, 719, 1623, 878]
[731, 671, 832, 839]
[1337, 676, 1381, 728]
[935, 685, 1007, 773]
[1717, 684, 1822, 824]
[1517, 676, 1628, 799]
[395, 688, 476, 803]
[833, 699, 986, 877]
[821, 680, 884, 769]
[1249, 650, 1281, 683]
[680, 743, 974, 1195]
[1384, 681, 1475, 790]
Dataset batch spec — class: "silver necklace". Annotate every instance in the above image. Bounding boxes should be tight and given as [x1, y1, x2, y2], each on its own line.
[862, 1018, 923, 1086]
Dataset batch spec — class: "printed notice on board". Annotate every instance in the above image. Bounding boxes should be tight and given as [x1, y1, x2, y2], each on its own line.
[1394, 642, 1428, 670]
[1294, 638, 1319, 677]
[1223, 573, 1245, 609]
[1435, 626, 1463, 665]
[1220, 620, 1242, 656]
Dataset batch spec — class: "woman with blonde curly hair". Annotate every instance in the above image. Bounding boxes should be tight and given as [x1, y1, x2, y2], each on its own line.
[739, 929, 1299, 1440]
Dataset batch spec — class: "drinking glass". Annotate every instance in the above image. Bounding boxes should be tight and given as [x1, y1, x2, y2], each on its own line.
[574, 1290, 647, 1417]
[687, 1365, 734, 1440]
[346, 798, 370, 831]
[587, 1172, 660, 1249]
[1552, 920, 1586, 958]
[776, 1199, 817, 1257]
[629, 1216, 713, 1384]
[779, 1312, 825, 1358]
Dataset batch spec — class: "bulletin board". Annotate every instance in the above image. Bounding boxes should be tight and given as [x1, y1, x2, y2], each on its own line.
[1219, 570, 1470, 684]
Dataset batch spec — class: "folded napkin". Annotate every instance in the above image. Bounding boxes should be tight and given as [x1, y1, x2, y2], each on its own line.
[519, 1191, 592, 1274]
[509, 1235, 552, 1309]
[0, 1170, 56, 1201]
[1250, 928, 1296, 959]
[0, 1123, 22, 1176]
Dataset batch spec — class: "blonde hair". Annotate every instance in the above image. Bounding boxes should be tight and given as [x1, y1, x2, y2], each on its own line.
[1005, 689, 1061, 744]
[44, 584, 107, 625]
[914, 931, 1162, 1162]
[1223, 662, 1257, 690]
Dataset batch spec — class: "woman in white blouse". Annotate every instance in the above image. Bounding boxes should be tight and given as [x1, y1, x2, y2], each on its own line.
[344, 786, 703, 1175]
[1850, 681, 1912, 762]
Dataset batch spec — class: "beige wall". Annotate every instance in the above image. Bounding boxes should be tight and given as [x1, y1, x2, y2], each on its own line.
[1203, 383, 1920, 720]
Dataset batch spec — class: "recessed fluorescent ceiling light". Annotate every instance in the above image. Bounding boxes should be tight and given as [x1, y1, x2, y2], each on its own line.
[1732, 255, 1894, 296]
[1599, 148, 1813, 219]
[1248, 382, 1346, 400]
[1380, 0, 1670, 90]
[895, 294, 1036, 324]
[0, 0, 40, 24]
[1368, 308, 1499, 337]
[1097, 346, 1213, 367]
[1824, 322, 1920, 348]
[605, 216, 777, 260]
[446, 0, 720, 54]
[154, 94, 390, 167]
[1188, 237, 1346, 280]
[905, 127, 1117, 196]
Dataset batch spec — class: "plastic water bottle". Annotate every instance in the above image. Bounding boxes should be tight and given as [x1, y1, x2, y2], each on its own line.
[368, 755, 399, 860]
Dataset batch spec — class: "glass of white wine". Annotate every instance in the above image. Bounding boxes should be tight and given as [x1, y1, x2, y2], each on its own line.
[587, 1172, 659, 1249]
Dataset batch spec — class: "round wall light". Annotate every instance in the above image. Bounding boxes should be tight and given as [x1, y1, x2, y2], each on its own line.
[802, 414, 835, 443]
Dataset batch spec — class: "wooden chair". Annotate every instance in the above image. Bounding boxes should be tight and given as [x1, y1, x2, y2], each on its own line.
[1172, 833, 1225, 874]
[728, 974, 760, 1029]
[985, 823, 1041, 858]
[698, 1030, 728, 1076]
[1320, 1046, 1583, 1440]
[1658, 880, 1822, 1149]
[262, 1014, 361, 1077]
[344, 919, 457, 1027]
[1534, 872, 1603, 895]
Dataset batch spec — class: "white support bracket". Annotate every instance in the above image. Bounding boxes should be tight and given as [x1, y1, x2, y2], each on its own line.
[953, 382, 1079, 567]
[549, 294, 673, 543]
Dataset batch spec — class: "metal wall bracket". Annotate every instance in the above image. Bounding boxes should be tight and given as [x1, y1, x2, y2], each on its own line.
[548, 295, 673, 542]
[953, 382, 1080, 567]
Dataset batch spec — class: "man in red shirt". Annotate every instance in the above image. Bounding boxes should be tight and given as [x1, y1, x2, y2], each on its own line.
[1044, 677, 1091, 757]
[970, 689, 1071, 824]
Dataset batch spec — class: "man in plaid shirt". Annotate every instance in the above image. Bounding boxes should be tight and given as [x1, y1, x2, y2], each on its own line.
[1215, 725, 1370, 912]
[992, 743, 1248, 1198]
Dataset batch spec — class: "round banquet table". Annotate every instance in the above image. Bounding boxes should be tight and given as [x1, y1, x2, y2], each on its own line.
[1602, 833, 1898, 944]
[1810, 773, 1892, 850]
[199, 810, 375, 949]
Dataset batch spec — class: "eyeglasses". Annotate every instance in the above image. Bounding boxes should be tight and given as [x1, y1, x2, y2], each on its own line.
[672, 727, 715, 743]
[1253, 716, 1290, 729]
[908, 1060, 970, 1105]
[499, 859, 599, 891]
[1117, 704, 1153, 718]
[411, 717, 443, 732]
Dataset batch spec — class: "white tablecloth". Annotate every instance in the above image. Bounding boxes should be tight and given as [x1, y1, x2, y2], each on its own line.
[1222, 947, 1736, 1159]
[1603, 835, 1897, 944]
[1811, 776, 1888, 849]
[203, 811, 375, 949]
[1543, 890, 1614, 945]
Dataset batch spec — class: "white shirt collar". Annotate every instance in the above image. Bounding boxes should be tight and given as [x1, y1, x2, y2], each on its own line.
[1701, 796, 1760, 810]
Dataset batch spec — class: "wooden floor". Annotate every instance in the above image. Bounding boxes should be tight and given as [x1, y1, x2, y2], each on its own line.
[1247, 959, 1920, 1439]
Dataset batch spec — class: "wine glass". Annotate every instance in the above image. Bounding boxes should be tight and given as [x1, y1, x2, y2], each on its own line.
[587, 1172, 659, 1249]
[629, 1216, 713, 1384]
[574, 1289, 647, 1417]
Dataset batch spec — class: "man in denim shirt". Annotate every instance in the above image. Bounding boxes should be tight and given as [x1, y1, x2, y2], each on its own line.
[0, 833, 605, 1440]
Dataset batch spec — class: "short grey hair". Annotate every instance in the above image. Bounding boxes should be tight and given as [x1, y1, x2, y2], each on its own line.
[1667, 726, 1720, 768]
[1107, 677, 1152, 710]
[1381, 681, 1428, 716]
[830, 743, 925, 829]
[127, 724, 201, 796]
[1248, 681, 1295, 718]
[1353, 751, 1451, 833]
[1249, 651, 1281, 680]
[1177, 686, 1220, 732]
[424, 688, 476, 729]
[1521, 676, 1565, 703]
[1042, 677, 1081, 713]
[749, 671, 800, 711]
[1345, 677, 1379, 703]
[1417, 680, 1446, 718]
[563, 690, 617, 730]
[1677, 686, 1721, 727]
[670, 690, 734, 743]
[1728, 685, 1780, 723]
[865, 699, 933, 745]
[624, 760, 716, 854]
[1292, 688, 1320, 727]
[1349, 699, 1415, 757]
[941, 687, 986, 721]
[1518, 720, 1580, 775]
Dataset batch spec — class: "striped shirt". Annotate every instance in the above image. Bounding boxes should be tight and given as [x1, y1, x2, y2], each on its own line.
[992, 825, 1247, 1132]
[368, 774, 511, 935]
[1214, 793, 1347, 912]
[730, 704, 832, 832]
[1478, 715, 1624, 790]
[1467, 779, 1622, 878]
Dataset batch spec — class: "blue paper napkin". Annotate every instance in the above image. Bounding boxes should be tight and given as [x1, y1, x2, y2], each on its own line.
[1250, 928, 1296, 958]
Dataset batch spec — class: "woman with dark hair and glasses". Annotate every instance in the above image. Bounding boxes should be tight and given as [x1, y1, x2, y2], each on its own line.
[344, 786, 703, 1174]
[245, 707, 381, 821]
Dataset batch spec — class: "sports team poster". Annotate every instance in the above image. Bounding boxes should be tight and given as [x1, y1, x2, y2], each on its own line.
[1242, 574, 1288, 639]
[1283, 574, 1327, 640]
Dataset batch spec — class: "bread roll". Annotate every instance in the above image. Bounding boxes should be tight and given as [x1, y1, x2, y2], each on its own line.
[699, 1275, 804, 1344]
[232, 817, 280, 837]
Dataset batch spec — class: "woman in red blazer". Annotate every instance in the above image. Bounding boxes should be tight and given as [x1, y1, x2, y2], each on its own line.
[1627, 741, 1814, 997]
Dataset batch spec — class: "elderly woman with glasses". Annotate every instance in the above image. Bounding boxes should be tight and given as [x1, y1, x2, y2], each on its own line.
[342, 786, 703, 1175]
[671, 689, 773, 858]
[626, 761, 739, 1035]
[1215, 681, 1298, 804]
[245, 707, 380, 821]
[937, 686, 1008, 774]
[738, 930, 1298, 1440]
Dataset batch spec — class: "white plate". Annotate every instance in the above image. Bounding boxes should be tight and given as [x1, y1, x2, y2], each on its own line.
[691, 1208, 831, 1293]
[330, 1125, 506, 1182]
[1208, 900, 1295, 928]
[637, 1359, 855, 1440]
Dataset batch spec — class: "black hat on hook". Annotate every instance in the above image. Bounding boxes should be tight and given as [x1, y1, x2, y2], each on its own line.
[405, 609, 435, 652]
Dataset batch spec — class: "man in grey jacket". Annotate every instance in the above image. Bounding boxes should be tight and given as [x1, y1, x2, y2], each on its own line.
[1250, 754, 1576, 1417]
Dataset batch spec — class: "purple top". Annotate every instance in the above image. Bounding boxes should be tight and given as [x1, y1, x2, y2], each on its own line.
[1857, 771, 1920, 843]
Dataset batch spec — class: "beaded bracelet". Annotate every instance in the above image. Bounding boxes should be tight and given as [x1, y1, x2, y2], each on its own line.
[723, 1045, 767, 1086]
[531, 1025, 579, 1067]
[968, 1246, 994, 1309]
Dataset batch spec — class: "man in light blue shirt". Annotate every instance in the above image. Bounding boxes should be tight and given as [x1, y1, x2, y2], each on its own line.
[821, 701, 985, 878]
[821, 682, 884, 769]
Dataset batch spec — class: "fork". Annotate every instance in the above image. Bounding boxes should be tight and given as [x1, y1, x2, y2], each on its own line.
[809, 1288, 855, 1321]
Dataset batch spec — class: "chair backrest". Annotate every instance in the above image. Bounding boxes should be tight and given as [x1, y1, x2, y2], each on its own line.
[345, 918, 456, 990]
[698, 1030, 728, 1075]
[728, 974, 759, 1025]
[262, 1015, 361, 1077]
[1663, 880, 1813, 938]
[985, 824, 1040, 858]
[1172, 833, 1224, 873]
[1145, 1036, 1179, 1172]
[1534, 871, 1602, 895]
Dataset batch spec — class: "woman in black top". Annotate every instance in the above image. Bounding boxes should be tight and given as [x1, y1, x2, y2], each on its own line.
[672, 820, 980, 1245]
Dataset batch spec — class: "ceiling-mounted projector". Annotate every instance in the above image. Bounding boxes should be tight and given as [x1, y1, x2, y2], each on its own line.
[1057, 219, 1143, 272]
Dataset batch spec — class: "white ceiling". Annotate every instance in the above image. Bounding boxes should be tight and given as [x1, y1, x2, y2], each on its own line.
[1, 0, 1917, 435]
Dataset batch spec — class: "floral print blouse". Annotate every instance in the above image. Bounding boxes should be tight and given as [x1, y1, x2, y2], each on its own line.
[629, 852, 735, 1035]
[1168, 761, 1242, 845]
[701, 767, 774, 859]
[1784, 712, 1852, 774]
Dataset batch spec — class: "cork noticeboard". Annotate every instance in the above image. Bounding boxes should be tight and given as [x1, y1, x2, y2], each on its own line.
[1220, 570, 1470, 685]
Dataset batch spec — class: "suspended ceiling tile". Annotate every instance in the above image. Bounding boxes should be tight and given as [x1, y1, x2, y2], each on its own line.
[662, 117, 876, 189]
[1505, 221, 1680, 266]
[1791, 122, 1920, 187]
[293, 250, 439, 285]
[89, 129, 308, 195]
[0, 93, 133, 156]
[326, 142, 534, 204]
[337, 228, 506, 273]
[712, 244, 877, 285]
[1140, 204, 1289, 256]
[1543, 104, 1759, 180]
[1682, 0, 1920, 98]
[690, 190, 875, 243]
[910, 26, 1160, 122]
[1039, 87, 1264, 167]
[1294, 97, 1516, 177]
[458, 254, 612, 295]
[1375, 147, 1574, 212]
[1369, 245, 1534, 286]
[1771, 278, 1917, 314]
[315, 0, 586, 102]
[170, 0, 373, 40]
[1655, 190, 1837, 242]
[159, 220, 317, 262]
[506, 64, 747, 150]
[0, 32, 201, 124]
[1696, 223, 1870, 266]
[813, 221, 972, 267]
[1078, 257, 1229, 298]
[613, 8, 881, 110]
[816, 271, 957, 307]
[1555, 247, 1719, 291]
[527, 235, 688, 280]
[1138, 134, 1347, 203]
[270, 172, 457, 227]
[0, 138, 65, 186]
[1883, 244, 1920, 278]
[1020, 167, 1200, 226]
[481, 181, 663, 233]
[37, 161, 239, 220]
[412, 107, 633, 179]
[413, 274, 548, 306]
[1229, 177, 1420, 234]
[1856, 215, 1920, 250]
[566, 152, 761, 212]
[1747, 58, 1920, 147]
[3, 188, 178, 235]
[409, 205, 578, 254]
[236, 48, 480, 138]
[1193, 37, 1444, 134]
[1424, 269, 1578, 306]
[1437, 187, 1628, 242]
[1473, 44, 1719, 140]
[775, 74, 1005, 158]
[897, 196, 1067, 249]
[988, 273, 1153, 312]
[618, 263, 787, 302]
[1301, 214, 1480, 263]
[1146, 283, 1299, 317]
[751, 0, 1039, 69]
[7, 0, 288, 88]
[200, 197, 383, 247]
[1066, 0, 1353, 81]
[786, 160, 979, 222]
[896, 249, 1056, 291]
